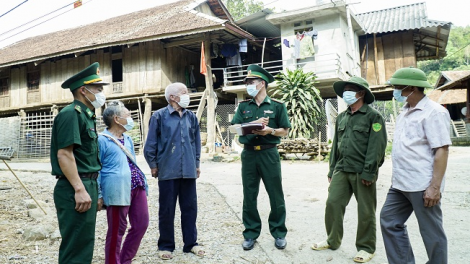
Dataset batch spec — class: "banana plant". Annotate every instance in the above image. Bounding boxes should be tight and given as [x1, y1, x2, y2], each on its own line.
[272, 68, 323, 139]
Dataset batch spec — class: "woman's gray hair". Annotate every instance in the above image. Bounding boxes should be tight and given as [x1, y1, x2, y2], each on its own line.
[165, 82, 186, 103]
[102, 100, 126, 128]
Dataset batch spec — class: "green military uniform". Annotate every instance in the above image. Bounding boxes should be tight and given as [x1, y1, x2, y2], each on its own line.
[50, 62, 107, 264]
[325, 76, 387, 254]
[231, 65, 291, 240]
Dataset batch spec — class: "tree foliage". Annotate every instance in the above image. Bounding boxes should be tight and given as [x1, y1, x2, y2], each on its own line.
[273, 68, 323, 139]
[223, 0, 264, 20]
[419, 26, 470, 85]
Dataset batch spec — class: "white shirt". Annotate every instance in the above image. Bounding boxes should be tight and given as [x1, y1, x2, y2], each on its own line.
[391, 96, 452, 192]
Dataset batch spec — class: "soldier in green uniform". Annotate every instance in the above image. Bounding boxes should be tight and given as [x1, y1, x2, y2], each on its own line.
[50, 62, 108, 264]
[311, 76, 387, 263]
[231, 65, 291, 251]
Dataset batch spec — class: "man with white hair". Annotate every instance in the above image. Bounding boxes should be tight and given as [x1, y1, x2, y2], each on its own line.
[144, 82, 204, 260]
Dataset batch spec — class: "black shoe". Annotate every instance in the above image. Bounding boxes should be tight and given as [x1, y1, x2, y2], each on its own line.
[275, 237, 287, 249]
[242, 238, 256, 250]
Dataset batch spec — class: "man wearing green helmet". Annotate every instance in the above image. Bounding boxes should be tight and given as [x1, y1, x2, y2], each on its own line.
[381, 67, 451, 264]
[312, 76, 387, 263]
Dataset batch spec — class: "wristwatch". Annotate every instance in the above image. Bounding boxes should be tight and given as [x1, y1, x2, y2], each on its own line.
[271, 128, 276, 135]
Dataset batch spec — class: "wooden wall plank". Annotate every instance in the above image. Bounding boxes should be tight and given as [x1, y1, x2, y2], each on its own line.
[138, 43, 146, 94]
[145, 41, 156, 93]
[10, 68, 20, 107]
[376, 36, 386, 85]
[402, 31, 416, 67]
[393, 33, 404, 71]
[382, 34, 396, 81]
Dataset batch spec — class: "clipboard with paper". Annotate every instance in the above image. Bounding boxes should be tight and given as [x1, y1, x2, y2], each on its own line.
[229, 123, 265, 136]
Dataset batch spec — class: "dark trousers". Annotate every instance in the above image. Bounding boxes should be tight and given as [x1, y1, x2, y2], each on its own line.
[54, 178, 98, 264]
[325, 170, 377, 253]
[241, 147, 287, 240]
[380, 188, 447, 264]
[158, 179, 198, 253]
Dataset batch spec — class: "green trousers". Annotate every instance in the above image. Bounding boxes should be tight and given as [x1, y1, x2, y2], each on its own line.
[325, 170, 377, 253]
[54, 178, 98, 264]
[241, 147, 287, 239]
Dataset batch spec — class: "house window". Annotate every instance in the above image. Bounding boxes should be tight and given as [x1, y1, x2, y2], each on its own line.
[0, 78, 9, 96]
[112, 59, 123, 93]
[27, 71, 40, 91]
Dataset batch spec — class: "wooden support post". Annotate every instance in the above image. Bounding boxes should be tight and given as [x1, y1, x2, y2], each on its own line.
[467, 80, 470, 123]
[373, 33, 379, 85]
[137, 98, 144, 153]
[94, 106, 102, 117]
[261, 38, 267, 67]
[204, 33, 216, 153]
[436, 26, 441, 58]
[143, 97, 152, 148]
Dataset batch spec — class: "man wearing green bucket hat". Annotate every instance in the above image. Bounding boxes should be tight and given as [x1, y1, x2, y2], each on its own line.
[381, 67, 451, 264]
[312, 76, 387, 263]
[50, 62, 108, 263]
[231, 64, 291, 251]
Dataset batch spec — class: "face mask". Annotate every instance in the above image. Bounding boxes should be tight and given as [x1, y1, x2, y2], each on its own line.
[177, 94, 190, 108]
[84, 87, 106, 108]
[246, 84, 259, 97]
[119, 117, 134, 131]
[393, 86, 412, 103]
[342, 91, 359, 105]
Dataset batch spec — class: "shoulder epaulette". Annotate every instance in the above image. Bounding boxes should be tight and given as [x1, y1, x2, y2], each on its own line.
[239, 99, 251, 103]
[74, 105, 82, 113]
[271, 98, 284, 104]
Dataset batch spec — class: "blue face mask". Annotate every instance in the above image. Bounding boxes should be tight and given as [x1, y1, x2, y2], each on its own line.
[342, 91, 359, 105]
[119, 117, 134, 131]
[393, 86, 412, 103]
[246, 82, 260, 97]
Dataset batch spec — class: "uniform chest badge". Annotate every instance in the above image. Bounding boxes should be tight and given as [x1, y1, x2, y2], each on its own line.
[372, 123, 382, 132]
[264, 110, 273, 114]
[243, 110, 251, 114]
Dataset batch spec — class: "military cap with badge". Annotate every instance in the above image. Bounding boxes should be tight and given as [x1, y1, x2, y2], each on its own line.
[61, 62, 109, 108]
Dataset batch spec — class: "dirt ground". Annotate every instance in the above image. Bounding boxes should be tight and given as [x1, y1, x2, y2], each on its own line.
[0, 146, 469, 264]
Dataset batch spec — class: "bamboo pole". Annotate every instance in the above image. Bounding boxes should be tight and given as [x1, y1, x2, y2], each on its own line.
[261, 38, 267, 67]
[2, 160, 47, 215]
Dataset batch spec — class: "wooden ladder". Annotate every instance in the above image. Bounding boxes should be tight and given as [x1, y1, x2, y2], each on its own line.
[451, 120, 468, 137]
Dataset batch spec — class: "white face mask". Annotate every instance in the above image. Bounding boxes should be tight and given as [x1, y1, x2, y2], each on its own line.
[177, 94, 190, 108]
[84, 87, 106, 108]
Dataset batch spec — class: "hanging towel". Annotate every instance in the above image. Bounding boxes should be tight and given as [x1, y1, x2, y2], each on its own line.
[239, 39, 248, 52]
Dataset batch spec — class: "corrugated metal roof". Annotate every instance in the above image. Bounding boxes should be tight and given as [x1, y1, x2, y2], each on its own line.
[356, 2, 450, 34]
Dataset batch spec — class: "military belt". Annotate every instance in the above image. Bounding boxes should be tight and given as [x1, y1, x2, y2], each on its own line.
[244, 144, 277, 151]
[56, 172, 99, 180]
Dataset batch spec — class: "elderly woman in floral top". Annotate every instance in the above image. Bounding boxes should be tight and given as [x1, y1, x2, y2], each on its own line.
[97, 100, 149, 264]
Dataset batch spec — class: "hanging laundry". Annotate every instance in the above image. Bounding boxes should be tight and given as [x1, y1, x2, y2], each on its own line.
[221, 44, 238, 58]
[304, 29, 318, 40]
[239, 39, 248, 52]
[283, 39, 290, 48]
[190, 65, 196, 87]
[299, 35, 315, 59]
[226, 50, 242, 66]
[210, 43, 218, 58]
[294, 33, 301, 59]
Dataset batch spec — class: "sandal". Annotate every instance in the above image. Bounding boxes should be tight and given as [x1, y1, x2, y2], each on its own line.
[353, 250, 375, 263]
[311, 240, 330, 251]
[158, 250, 173, 260]
[190, 245, 205, 257]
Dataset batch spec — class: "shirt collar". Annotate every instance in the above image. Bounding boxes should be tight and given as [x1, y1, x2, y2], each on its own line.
[347, 103, 368, 114]
[248, 95, 272, 105]
[403, 95, 428, 112]
[73, 100, 95, 118]
[166, 104, 187, 115]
